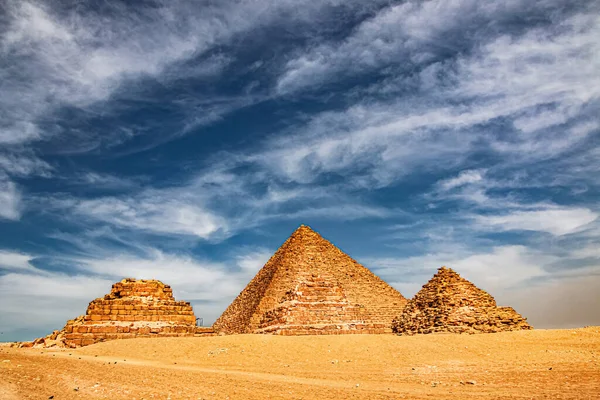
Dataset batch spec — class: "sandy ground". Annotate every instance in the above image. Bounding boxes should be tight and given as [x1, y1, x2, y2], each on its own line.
[1, 327, 599, 399]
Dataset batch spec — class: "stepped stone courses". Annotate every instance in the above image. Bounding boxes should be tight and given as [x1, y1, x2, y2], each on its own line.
[214, 225, 407, 335]
[392, 267, 532, 335]
[29, 279, 211, 348]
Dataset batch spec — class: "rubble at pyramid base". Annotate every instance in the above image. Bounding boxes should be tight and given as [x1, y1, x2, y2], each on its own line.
[257, 324, 390, 335]
[393, 306, 532, 335]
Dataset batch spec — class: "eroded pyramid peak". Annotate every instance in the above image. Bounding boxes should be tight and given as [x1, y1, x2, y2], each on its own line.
[283, 224, 337, 250]
[392, 266, 532, 335]
[290, 224, 318, 236]
[435, 266, 461, 278]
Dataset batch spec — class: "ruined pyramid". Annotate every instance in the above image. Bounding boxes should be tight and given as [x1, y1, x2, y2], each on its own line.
[28, 279, 203, 348]
[213, 225, 407, 335]
[392, 267, 532, 335]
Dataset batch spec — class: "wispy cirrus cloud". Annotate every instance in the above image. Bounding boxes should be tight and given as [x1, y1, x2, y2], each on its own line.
[40, 168, 390, 240]
[232, 8, 598, 199]
[0, 178, 21, 220]
[0, 0, 389, 152]
[35, 3, 600, 240]
[475, 208, 598, 236]
[0, 250, 38, 273]
[276, 0, 583, 94]
[438, 169, 486, 191]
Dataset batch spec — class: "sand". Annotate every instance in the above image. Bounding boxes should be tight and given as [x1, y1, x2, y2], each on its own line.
[1, 327, 599, 399]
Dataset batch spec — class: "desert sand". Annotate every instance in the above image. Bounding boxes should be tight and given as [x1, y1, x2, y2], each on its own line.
[1, 327, 599, 399]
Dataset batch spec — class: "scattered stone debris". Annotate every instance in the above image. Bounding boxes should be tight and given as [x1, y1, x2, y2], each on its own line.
[208, 348, 229, 356]
[392, 267, 532, 335]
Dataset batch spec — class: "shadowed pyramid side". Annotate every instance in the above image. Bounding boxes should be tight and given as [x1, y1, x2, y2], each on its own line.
[213, 225, 407, 334]
[392, 266, 532, 335]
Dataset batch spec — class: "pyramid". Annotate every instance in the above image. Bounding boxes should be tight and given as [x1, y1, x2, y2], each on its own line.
[29, 279, 204, 348]
[392, 267, 532, 335]
[213, 225, 407, 335]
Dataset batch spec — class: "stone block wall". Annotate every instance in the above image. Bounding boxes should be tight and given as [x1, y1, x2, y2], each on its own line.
[256, 273, 389, 335]
[30, 279, 202, 348]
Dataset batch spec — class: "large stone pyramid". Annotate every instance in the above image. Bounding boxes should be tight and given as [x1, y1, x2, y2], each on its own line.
[29, 279, 206, 348]
[392, 267, 532, 335]
[213, 225, 407, 335]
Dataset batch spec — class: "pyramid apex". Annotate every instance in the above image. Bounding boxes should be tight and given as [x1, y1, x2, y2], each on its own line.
[437, 266, 458, 275]
[289, 224, 320, 238]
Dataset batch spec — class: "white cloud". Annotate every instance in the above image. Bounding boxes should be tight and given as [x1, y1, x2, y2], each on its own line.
[570, 245, 600, 259]
[235, 250, 273, 273]
[40, 163, 392, 240]
[276, 0, 578, 94]
[449, 246, 551, 289]
[0, 272, 115, 341]
[72, 196, 228, 240]
[0, 179, 22, 220]
[0, 0, 382, 149]
[476, 207, 598, 236]
[77, 252, 236, 301]
[370, 245, 549, 296]
[438, 169, 485, 190]
[62, 172, 145, 192]
[250, 11, 600, 191]
[0, 153, 52, 177]
[1, 0, 224, 147]
[0, 250, 37, 273]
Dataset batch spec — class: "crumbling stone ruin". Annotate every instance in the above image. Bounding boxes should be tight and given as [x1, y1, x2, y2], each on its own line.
[392, 266, 532, 335]
[213, 225, 407, 335]
[25, 279, 209, 348]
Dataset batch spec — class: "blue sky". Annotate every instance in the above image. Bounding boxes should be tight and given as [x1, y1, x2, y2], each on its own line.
[1, 0, 599, 341]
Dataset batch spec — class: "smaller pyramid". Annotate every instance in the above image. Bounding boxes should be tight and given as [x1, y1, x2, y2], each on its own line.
[392, 267, 532, 335]
[30, 279, 199, 348]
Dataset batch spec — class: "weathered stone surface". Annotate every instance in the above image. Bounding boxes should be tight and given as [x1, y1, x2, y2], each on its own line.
[214, 225, 407, 335]
[29, 279, 212, 348]
[392, 267, 532, 335]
